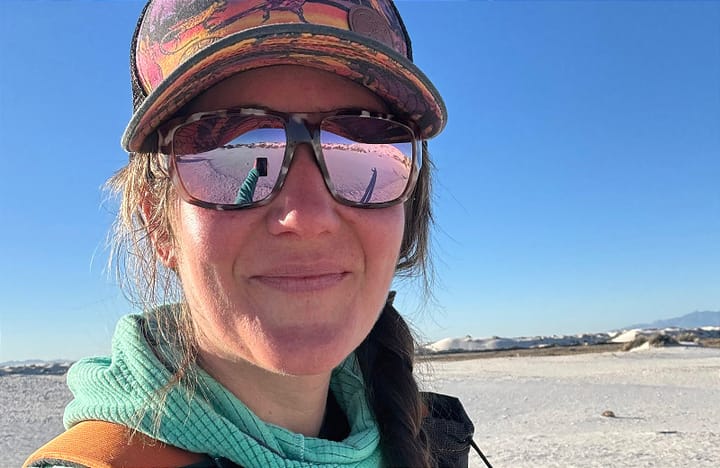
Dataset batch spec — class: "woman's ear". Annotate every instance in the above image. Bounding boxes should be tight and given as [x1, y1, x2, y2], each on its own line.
[139, 193, 177, 269]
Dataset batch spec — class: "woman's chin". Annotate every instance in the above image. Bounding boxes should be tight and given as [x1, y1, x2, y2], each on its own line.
[252, 323, 363, 376]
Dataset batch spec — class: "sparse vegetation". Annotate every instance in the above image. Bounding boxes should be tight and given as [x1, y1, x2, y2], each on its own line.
[622, 333, 681, 351]
[676, 332, 699, 343]
[418, 343, 624, 361]
[622, 335, 648, 351]
[648, 333, 679, 347]
[701, 338, 720, 348]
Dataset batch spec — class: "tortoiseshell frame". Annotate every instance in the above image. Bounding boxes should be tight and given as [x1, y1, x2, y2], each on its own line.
[156, 107, 421, 210]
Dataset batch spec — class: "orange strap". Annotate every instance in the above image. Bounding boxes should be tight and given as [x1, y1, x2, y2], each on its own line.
[23, 420, 207, 468]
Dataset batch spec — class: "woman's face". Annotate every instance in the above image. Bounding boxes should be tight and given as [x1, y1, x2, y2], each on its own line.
[168, 65, 405, 376]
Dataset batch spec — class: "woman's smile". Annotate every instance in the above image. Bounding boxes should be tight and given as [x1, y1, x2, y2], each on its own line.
[250, 265, 351, 293]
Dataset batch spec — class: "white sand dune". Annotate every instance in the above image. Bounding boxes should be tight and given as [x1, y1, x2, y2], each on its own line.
[610, 329, 646, 343]
[424, 326, 720, 353]
[425, 333, 611, 353]
[3, 346, 719, 467]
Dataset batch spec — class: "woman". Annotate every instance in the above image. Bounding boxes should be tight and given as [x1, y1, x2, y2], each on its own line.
[26, 1, 482, 467]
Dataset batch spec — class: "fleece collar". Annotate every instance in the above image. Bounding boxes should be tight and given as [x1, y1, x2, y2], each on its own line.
[64, 313, 382, 468]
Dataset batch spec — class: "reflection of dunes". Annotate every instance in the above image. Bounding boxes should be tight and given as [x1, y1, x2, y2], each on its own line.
[176, 142, 411, 204]
[221, 142, 410, 167]
[222, 142, 285, 150]
[323, 147, 410, 202]
[337, 179, 408, 203]
[178, 158, 241, 203]
[177, 146, 282, 203]
[321, 143, 411, 170]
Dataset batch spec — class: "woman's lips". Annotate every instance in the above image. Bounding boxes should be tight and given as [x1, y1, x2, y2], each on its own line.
[250, 271, 349, 293]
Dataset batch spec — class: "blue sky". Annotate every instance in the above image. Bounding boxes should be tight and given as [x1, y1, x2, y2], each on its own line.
[1, 0, 718, 362]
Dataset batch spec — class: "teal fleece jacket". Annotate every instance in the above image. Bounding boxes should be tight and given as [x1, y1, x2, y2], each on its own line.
[38, 313, 383, 468]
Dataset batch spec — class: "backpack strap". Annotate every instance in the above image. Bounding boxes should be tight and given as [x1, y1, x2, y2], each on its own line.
[422, 392, 493, 468]
[23, 420, 208, 468]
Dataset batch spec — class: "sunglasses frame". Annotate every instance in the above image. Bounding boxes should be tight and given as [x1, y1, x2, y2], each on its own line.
[156, 107, 422, 211]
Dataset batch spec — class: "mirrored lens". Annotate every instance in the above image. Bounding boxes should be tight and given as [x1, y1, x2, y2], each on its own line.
[172, 115, 286, 205]
[321, 116, 414, 204]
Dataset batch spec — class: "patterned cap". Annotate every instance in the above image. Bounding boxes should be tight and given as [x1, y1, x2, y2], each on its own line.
[122, 0, 447, 152]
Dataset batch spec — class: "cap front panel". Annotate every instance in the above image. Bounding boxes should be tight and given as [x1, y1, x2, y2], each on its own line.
[136, 0, 409, 96]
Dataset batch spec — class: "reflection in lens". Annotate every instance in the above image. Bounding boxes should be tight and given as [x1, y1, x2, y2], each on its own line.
[321, 117, 413, 203]
[174, 116, 286, 205]
[172, 113, 415, 206]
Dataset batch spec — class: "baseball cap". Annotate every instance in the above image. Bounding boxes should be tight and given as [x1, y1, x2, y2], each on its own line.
[121, 0, 447, 153]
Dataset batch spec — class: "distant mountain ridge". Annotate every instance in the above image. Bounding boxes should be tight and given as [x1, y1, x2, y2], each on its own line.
[0, 361, 72, 376]
[0, 359, 72, 367]
[625, 311, 720, 330]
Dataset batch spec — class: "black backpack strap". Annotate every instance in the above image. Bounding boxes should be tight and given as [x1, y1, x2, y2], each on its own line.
[422, 392, 493, 468]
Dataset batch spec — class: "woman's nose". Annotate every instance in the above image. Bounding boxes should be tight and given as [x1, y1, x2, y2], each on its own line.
[265, 144, 342, 237]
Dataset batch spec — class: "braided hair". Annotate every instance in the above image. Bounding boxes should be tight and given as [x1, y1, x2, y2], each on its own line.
[356, 297, 434, 468]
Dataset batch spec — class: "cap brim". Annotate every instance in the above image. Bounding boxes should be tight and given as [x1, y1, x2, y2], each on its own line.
[122, 24, 446, 153]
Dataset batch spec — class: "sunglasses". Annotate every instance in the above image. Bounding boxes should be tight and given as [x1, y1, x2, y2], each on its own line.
[156, 107, 421, 210]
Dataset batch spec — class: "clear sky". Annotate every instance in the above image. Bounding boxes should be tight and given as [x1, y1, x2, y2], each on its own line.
[1, 0, 718, 362]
